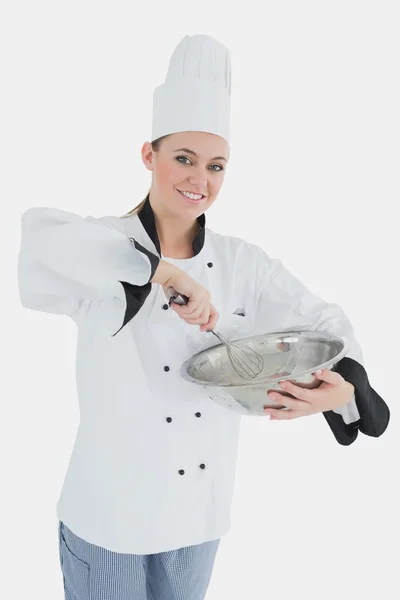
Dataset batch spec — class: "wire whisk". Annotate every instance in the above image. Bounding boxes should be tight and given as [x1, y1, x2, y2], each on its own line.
[167, 287, 264, 381]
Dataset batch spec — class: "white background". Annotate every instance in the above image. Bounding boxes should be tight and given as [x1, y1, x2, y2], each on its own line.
[2, 1, 399, 599]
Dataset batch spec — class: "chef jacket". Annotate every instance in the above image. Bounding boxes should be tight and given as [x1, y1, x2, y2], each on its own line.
[17, 194, 390, 554]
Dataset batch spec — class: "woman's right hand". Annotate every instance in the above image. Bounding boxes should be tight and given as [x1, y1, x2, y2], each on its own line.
[151, 260, 219, 331]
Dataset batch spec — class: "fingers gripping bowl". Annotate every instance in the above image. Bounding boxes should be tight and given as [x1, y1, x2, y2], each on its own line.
[180, 331, 350, 416]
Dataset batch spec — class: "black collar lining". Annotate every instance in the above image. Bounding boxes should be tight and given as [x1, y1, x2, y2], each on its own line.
[138, 194, 206, 258]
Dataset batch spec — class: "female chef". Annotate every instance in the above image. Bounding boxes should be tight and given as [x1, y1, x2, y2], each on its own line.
[18, 34, 389, 600]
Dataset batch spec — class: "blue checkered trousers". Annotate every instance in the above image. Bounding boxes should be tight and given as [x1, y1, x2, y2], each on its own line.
[58, 521, 220, 599]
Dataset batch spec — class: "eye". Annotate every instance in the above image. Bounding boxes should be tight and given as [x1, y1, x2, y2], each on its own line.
[176, 156, 192, 165]
[176, 156, 223, 172]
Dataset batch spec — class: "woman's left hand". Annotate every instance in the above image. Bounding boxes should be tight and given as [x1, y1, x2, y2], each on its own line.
[264, 369, 355, 420]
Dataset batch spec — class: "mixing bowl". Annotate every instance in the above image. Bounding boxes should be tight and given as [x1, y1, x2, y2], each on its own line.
[180, 331, 349, 416]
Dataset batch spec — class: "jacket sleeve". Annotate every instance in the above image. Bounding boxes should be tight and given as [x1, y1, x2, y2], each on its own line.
[251, 245, 390, 445]
[17, 207, 160, 335]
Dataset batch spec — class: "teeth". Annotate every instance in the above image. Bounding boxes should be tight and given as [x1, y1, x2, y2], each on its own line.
[179, 190, 203, 200]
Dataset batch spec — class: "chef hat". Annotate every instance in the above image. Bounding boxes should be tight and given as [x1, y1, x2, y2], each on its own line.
[151, 34, 231, 144]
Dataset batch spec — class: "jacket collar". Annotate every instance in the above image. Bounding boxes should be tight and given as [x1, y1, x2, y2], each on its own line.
[138, 194, 206, 258]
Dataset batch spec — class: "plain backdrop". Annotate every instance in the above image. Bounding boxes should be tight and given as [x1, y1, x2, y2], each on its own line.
[2, 1, 399, 599]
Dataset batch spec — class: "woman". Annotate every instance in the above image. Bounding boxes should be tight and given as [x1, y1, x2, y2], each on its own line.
[18, 35, 389, 600]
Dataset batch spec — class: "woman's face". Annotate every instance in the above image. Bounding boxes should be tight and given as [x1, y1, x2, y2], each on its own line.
[141, 131, 229, 220]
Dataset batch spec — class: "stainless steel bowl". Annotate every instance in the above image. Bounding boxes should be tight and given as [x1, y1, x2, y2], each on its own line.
[180, 331, 349, 416]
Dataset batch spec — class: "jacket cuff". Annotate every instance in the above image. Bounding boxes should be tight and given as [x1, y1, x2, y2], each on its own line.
[130, 238, 160, 280]
[322, 357, 390, 445]
[322, 410, 360, 446]
[112, 240, 160, 336]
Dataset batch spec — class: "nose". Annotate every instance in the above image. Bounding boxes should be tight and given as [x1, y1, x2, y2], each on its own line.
[187, 166, 208, 189]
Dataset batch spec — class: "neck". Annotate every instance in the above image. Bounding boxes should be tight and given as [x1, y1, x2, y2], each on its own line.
[150, 198, 200, 259]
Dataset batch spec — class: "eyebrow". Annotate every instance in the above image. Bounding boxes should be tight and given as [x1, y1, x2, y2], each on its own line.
[173, 147, 228, 162]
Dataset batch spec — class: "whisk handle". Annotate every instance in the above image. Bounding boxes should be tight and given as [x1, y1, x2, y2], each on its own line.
[167, 286, 189, 306]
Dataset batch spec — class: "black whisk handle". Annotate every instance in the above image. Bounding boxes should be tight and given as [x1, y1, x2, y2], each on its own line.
[167, 286, 189, 307]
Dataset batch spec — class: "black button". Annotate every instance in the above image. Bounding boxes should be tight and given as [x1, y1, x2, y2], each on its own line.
[207, 262, 213, 268]
[178, 469, 185, 475]
[199, 464, 206, 469]
[166, 417, 172, 423]
[162, 303, 169, 310]
[195, 412, 201, 418]
[164, 366, 170, 372]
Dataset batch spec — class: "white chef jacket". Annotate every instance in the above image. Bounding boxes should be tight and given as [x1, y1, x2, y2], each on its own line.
[17, 195, 389, 554]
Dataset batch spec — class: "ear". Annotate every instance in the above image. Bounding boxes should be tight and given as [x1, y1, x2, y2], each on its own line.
[141, 142, 154, 171]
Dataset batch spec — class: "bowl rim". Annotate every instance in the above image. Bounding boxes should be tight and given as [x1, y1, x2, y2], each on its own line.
[180, 330, 350, 389]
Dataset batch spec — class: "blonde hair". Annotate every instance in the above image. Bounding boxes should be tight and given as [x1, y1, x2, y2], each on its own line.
[120, 193, 149, 219]
[120, 135, 171, 219]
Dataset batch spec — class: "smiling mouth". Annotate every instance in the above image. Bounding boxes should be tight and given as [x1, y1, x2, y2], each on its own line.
[176, 189, 205, 201]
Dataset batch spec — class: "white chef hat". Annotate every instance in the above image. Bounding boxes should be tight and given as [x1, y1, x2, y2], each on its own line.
[151, 34, 231, 144]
